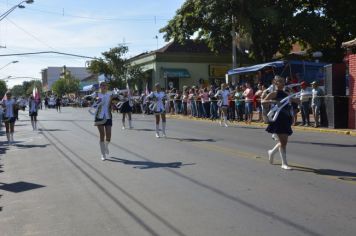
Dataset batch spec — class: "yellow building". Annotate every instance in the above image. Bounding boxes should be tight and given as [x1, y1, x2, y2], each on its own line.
[128, 40, 231, 91]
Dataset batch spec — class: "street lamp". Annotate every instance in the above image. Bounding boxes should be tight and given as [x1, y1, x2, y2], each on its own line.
[0, 0, 34, 22]
[0, 60, 19, 71]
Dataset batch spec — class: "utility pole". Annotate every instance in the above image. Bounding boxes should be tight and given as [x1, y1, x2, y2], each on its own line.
[230, 15, 238, 85]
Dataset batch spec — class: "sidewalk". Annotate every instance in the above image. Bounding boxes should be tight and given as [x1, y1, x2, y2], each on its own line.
[166, 114, 356, 137]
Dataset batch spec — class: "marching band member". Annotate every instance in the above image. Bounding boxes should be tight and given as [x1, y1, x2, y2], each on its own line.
[2, 91, 17, 145]
[118, 90, 133, 130]
[147, 83, 167, 138]
[263, 76, 297, 170]
[92, 82, 115, 161]
[215, 83, 230, 127]
[28, 95, 39, 131]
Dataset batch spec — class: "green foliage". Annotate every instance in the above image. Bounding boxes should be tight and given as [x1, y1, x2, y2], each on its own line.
[51, 74, 80, 96]
[87, 45, 144, 89]
[11, 85, 25, 97]
[160, 0, 356, 63]
[0, 80, 7, 98]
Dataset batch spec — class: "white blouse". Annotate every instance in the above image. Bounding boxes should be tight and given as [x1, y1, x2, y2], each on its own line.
[29, 100, 38, 113]
[4, 99, 16, 118]
[97, 93, 112, 119]
[215, 90, 230, 106]
[148, 91, 166, 112]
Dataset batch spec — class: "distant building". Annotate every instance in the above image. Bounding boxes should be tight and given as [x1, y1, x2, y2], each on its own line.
[41, 66, 93, 91]
[128, 40, 232, 91]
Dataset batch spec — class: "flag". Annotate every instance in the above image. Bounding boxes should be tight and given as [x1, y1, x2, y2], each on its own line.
[33, 87, 40, 102]
[126, 82, 131, 97]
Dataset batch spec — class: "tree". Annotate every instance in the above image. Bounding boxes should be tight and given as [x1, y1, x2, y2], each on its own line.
[87, 45, 144, 89]
[51, 74, 80, 96]
[0, 80, 7, 99]
[160, 0, 356, 63]
[11, 85, 25, 97]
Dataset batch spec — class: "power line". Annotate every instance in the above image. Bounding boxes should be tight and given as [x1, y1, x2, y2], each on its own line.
[0, 51, 96, 59]
[25, 7, 170, 22]
[6, 18, 56, 50]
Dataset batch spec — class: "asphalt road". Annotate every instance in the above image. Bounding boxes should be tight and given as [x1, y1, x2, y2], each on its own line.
[1, 107, 355, 236]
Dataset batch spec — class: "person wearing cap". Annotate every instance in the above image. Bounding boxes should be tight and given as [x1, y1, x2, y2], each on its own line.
[311, 81, 324, 128]
[299, 81, 311, 126]
[2, 91, 18, 145]
[147, 83, 167, 138]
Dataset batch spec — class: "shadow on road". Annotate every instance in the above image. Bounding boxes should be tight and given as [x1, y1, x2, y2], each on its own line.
[290, 140, 356, 148]
[14, 143, 49, 149]
[107, 157, 195, 169]
[166, 137, 216, 142]
[133, 128, 156, 132]
[291, 165, 356, 182]
[38, 128, 68, 132]
[0, 181, 45, 193]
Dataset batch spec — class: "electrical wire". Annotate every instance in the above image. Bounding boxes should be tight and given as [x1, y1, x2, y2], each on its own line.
[25, 7, 170, 22]
[5, 18, 56, 50]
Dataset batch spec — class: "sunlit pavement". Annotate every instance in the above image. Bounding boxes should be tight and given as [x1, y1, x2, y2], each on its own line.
[1, 107, 355, 236]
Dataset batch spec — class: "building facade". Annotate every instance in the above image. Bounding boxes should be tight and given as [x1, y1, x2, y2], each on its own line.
[343, 38, 356, 129]
[129, 40, 232, 91]
[41, 66, 92, 91]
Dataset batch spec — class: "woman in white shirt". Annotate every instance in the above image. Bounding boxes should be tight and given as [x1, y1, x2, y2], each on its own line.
[215, 83, 230, 127]
[2, 91, 17, 145]
[93, 82, 115, 161]
[147, 83, 167, 138]
[28, 95, 39, 131]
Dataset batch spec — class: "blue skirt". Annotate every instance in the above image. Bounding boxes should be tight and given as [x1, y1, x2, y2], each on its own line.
[266, 109, 293, 136]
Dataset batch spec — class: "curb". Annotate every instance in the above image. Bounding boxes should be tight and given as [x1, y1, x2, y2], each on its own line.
[166, 115, 356, 137]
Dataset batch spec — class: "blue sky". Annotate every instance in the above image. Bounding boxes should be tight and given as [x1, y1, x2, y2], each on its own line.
[0, 0, 185, 87]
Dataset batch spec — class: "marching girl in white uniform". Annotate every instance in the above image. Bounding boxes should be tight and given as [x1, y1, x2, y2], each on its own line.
[263, 76, 299, 170]
[2, 91, 17, 145]
[147, 83, 167, 138]
[215, 83, 230, 127]
[29, 95, 39, 131]
[92, 82, 116, 161]
[118, 90, 133, 130]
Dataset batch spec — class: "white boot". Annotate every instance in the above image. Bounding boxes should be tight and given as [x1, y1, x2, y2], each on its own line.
[122, 121, 125, 130]
[268, 143, 280, 164]
[272, 134, 279, 141]
[129, 120, 133, 129]
[31, 120, 35, 131]
[219, 120, 223, 126]
[223, 116, 228, 127]
[279, 147, 291, 170]
[104, 141, 110, 155]
[6, 133, 11, 145]
[99, 142, 106, 161]
[155, 124, 160, 138]
[162, 122, 166, 138]
[34, 121, 37, 131]
[10, 132, 14, 144]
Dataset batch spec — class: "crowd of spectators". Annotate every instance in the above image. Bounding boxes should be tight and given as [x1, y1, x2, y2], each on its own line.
[136, 77, 325, 128]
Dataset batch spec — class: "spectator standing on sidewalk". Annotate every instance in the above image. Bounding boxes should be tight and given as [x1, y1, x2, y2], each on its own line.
[243, 82, 254, 124]
[299, 81, 311, 126]
[311, 81, 324, 127]
[234, 86, 244, 122]
[209, 86, 218, 120]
